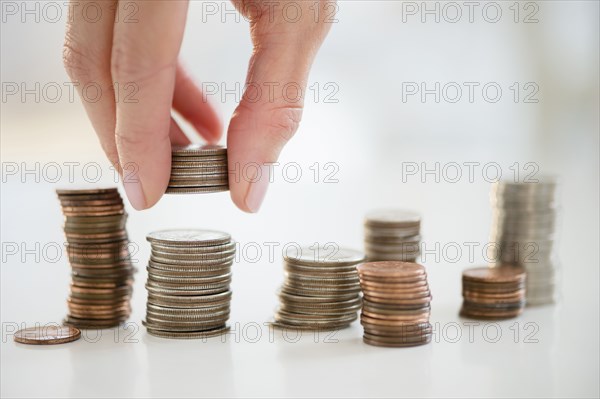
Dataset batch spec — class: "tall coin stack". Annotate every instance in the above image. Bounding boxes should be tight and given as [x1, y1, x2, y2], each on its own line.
[143, 229, 234, 339]
[364, 209, 421, 261]
[490, 179, 559, 305]
[357, 261, 432, 347]
[167, 144, 229, 194]
[57, 188, 134, 329]
[460, 266, 526, 319]
[273, 246, 365, 331]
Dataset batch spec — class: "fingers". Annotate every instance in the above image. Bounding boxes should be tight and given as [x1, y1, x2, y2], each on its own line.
[169, 117, 190, 146]
[111, 0, 189, 210]
[227, 1, 334, 212]
[173, 63, 223, 143]
[63, 0, 119, 168]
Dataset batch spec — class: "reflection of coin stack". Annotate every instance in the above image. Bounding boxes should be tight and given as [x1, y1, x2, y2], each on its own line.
[364, 209, 421, 261]
[57, 188, 134, 329]
[460, 266, 526, 319]
[357, 261, 432, 347]
[273, 246, 365, 331]
[490, 179, 559, 305]
[166, 144, 229, 194]
[143, 229, 234, 339]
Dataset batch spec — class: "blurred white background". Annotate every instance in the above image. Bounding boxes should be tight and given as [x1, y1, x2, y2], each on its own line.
[1, 1, 599, 398]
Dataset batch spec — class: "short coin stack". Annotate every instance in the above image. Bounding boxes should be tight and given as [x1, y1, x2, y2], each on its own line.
[490, 179, 559, 305]
[364, 209, 421, 262]
[273, 246, 365, 331]
[143, 229, 235, 339]
[57, 188, 134, 329]
[357, 261, 432, 347]
[460, 266, 526, 319]
[167, 144, 229, 194]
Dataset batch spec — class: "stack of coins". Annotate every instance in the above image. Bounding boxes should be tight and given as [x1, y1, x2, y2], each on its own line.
[364, 209, 421, 261]
[273, 246, 365, 331]
[490, 179, 559, 305]
[357, 261, 432, 347]
[167, 144, 229, 194]
[143, 229, 235, 339]
[460, 266, 526, 319]
[57, 188, 134, 329]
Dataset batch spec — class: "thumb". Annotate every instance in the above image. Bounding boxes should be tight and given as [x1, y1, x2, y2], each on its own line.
[227, 1, 334, 213]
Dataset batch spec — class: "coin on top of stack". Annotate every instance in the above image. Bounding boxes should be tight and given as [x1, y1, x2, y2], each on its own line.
[143, 229, 235, 339]
[490, 178, 559, 305]
[167, 144, 229, 194]
[364, 209, 421, 262]
[357, 261, 432, 347]
[57, 188, 134, 329]
[460, 266, 526, 319]
[273, 246, 365, 331]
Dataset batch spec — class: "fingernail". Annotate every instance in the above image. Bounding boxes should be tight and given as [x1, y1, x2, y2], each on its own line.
[123, 179, 146, 210]
[244, 164, 270, 213]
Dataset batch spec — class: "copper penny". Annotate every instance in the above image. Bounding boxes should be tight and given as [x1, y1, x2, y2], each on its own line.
[459, 306, 523, 320]
[14, 325, 81, 345]
[363, 294, 432, 306]
[362, 310, 430, 323]
[357, 261, 425, 279]
[462, 266, 525, 284]
[361, 314, 431, 327]
[363, 322, 432, 336]
[56, 188, 119, 196]
[363, 334, 431, 348]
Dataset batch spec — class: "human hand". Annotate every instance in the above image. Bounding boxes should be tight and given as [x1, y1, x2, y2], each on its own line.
[63, 0, 334, 212]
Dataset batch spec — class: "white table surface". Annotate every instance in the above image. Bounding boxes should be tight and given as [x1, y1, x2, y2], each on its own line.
[1, 156, 598, 398]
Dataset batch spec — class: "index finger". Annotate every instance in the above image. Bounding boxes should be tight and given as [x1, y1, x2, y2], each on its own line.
[111, 0, 189, 210]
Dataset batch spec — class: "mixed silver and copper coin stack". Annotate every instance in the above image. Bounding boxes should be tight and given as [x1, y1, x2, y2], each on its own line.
[364, 209, 421, 262]
[167, 144, 229, 194]
[460, 266, 526, 319]
[143, 229, 234, 339]
[490, 179, 559, 305]
[357, 261, 432, 347]
[273, 246, 365, 331]
[57, 188, 134, 329]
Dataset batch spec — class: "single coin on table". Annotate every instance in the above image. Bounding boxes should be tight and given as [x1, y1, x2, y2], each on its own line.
[14, 325, 81, 345]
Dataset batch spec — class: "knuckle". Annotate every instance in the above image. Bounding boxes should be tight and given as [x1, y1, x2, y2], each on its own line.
[62, 33, 102, 81]
[111, 43, 176, 84]
[115, 129, 147, 149]
[62, 41, 90, 80]
[266, 106, 303, 144]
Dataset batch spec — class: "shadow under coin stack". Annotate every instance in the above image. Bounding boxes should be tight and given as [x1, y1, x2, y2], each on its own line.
[357, 261, 432, 347]
[143, 229, 234, 339]
[57, 188, 134, 329]
[364, 209, 421, 261]
[490, 179, 559, 305]
[167, 144, 229, 194]
[273, 246, 365, 331]
[460, 266, 526, 319]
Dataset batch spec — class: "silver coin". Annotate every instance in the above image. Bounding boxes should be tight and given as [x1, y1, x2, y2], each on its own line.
[364, 209, 421, 228]
[171, 144, 227, 156]
[284, 246, 366, 267]
[147, 261, 233, 273]
[147, 229, 231, 247]
[150, 254, 235, 266]
[145, 325, 229, 339]
[168, 179, 229, 188]
[165, 186, 229, 194]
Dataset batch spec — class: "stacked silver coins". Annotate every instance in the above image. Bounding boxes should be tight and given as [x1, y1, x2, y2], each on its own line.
[57, 188, 134, 329]
[364, 209, 421, 261]
[358, 261, 432, 347]
[273, 246, 365, 330]
[167, 144, 229, 194]
[143, 229, 235, 339]
[490, 178, 559, 305]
